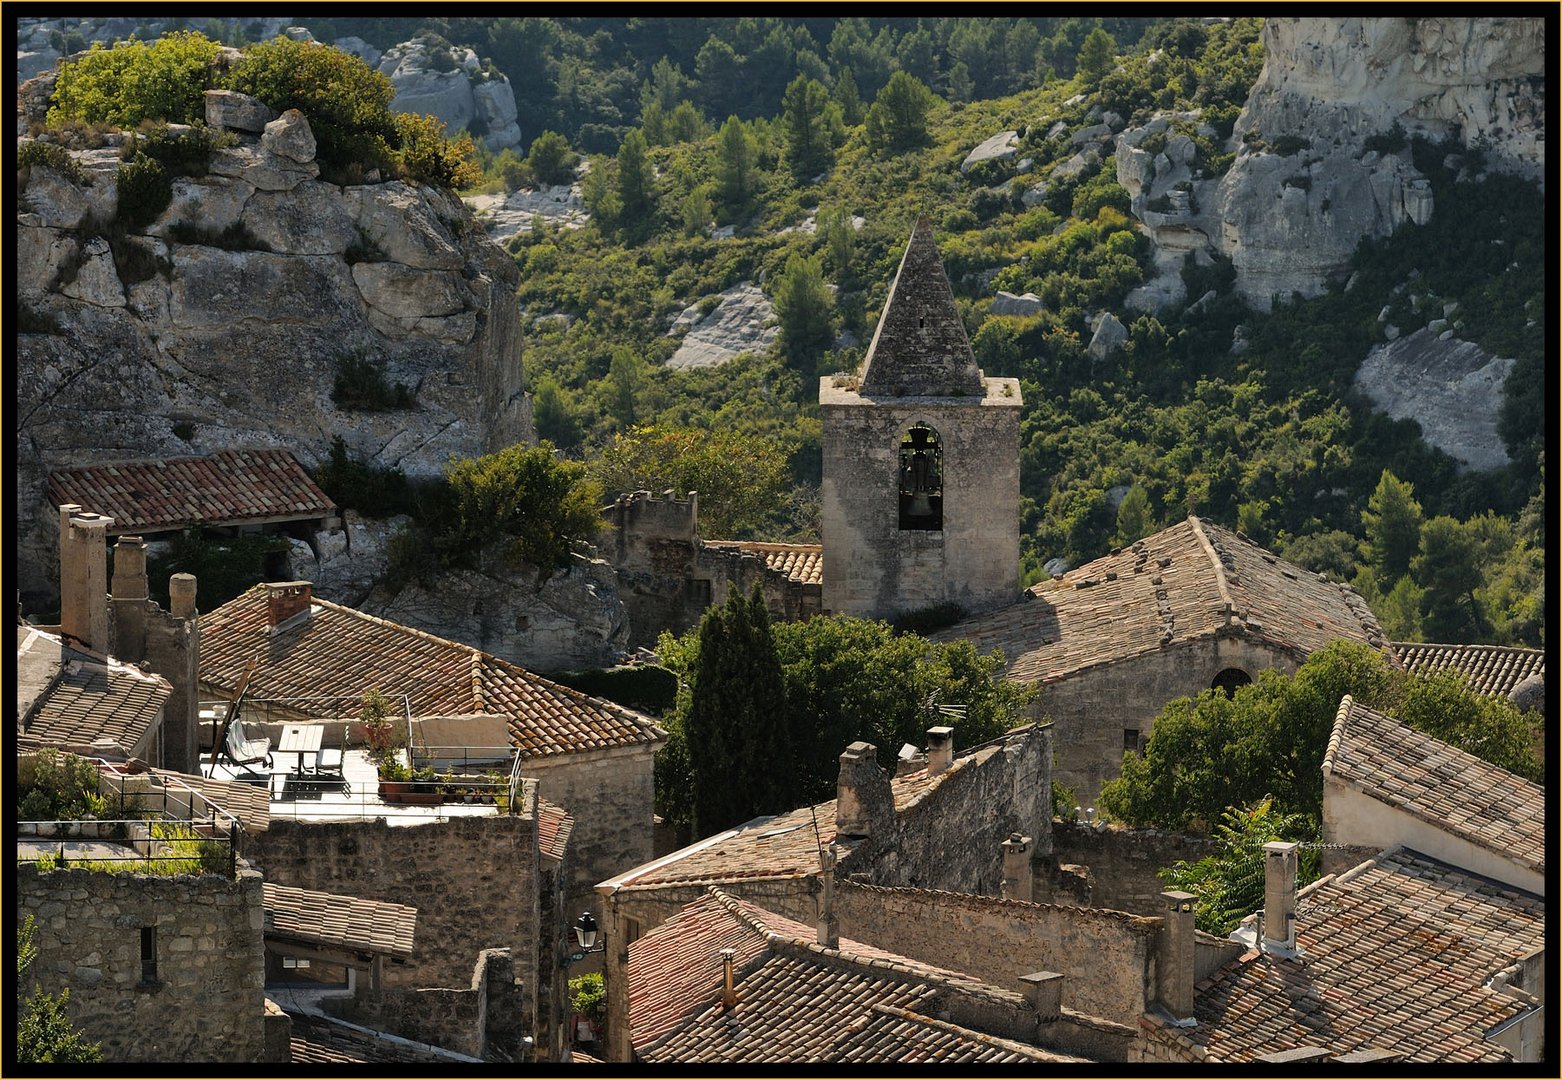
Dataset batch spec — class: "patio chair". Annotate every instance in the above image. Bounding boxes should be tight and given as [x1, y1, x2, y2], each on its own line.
[312, 731, 351, 797]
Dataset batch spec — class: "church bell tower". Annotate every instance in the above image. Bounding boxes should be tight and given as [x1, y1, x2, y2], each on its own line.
[820, 217, 1022, 621]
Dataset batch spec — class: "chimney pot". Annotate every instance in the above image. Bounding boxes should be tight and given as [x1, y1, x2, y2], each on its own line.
[111, 536, 149, 601]
[834, 741, 891, 840]
[1158, 890, 1196, 1021]
[169, 574, 198, 619]
[1262, 841, 1299, 953]
[58, 505, 113, 652]
[1001, 833, 1033, 902]
[926, 725, 954, 775]
[719, 948, 737, 1010]
[1019, 971, 1064, 1023]
[264, 581, 313, 629]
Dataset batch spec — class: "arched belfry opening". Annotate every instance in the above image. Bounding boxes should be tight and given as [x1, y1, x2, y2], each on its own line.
[1211, 667, 1252, 698]
[898, 422, 943, 531]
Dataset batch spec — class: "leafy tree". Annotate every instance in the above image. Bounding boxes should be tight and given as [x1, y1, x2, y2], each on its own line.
[1100, 640, 1540, 831]
[615, 128, 654, 221]
[1113, 484, 1153, 546]
[47, 30, 220, 127]
[669, 101, 708, 143]
[864, 70, 935, 155]
[16, 916, 102, 1064]
[1360, 469, 1422, 581]
[1158, 799, 1321, 934]
[680, 183, 714, 237]
[780, 74, 835, 181]
[1413, 515, 1487, 641]
[832, 67, 864, 126]
[591, 424, 789, 539]
[391, 111, 482, 189]
[532, 375, 583, 449]
[606, 345, 649, 427]
[772, 253, 835, 370]
[944, 61, 975, 104]
[1076, 27, 1116, 87]
[442, 443, 604, 575]
[817, 207, 856, 282]
[713, 115, 758, 210]
[526, 130, 578, 186]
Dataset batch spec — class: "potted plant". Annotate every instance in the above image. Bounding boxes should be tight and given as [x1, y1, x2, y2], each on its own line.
[377, 758, 412, 800]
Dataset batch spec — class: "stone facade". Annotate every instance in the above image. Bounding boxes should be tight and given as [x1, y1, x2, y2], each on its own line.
[601, 489, 821, 648]
[820, 219, 1022, 622]
[16, 860, 269, 1063]
[322, 948, 527, 1060]
[1041, 636, 1299, 804]
[522, 742, 657, 920]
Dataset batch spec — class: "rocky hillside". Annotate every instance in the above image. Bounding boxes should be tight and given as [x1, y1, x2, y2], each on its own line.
[1121, 16, 1545, 310]
[15, 93, 533, 607]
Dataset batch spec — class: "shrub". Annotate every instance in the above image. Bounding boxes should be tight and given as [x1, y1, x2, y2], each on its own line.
[224, 37, 398, 178]
[130, 122, 230, 177]
[114, 154, 173, 229]
[443, 443, 604, 573]
[47, 30, 221, 128]
[390, 111, 482, 189]
[17, 140, 87, 186]
[1270, 134, 1309, 157]
[332, 349, 417, 411]
[526, 130, 578, 187]
[168, 220, 271, 251]
[1364, 122, 1408, 155]
[313, 435, 417, 516]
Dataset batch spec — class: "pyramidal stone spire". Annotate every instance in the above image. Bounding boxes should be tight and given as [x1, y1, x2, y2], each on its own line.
[858, 216, 985, 397]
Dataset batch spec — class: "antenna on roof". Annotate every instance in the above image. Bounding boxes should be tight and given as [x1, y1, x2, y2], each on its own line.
[808, 802, 825, 871]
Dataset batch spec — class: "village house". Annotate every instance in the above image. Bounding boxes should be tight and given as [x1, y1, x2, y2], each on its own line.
[931, 516, 1390, 802]
[196, 580, 666, 927]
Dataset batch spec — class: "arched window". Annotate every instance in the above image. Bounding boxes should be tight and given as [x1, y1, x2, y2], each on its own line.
[898, 422, 943, 531]
[1211, 667, 1252, 698]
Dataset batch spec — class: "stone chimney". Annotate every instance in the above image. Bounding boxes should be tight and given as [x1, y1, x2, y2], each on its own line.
[834, 741, 894, 841]
[1262, 841, 1299, 953]
[169, 573, 198, 619]
[58, 504, 113, 653]
[265, 581, 313, 629]
[110, 535, 149, 661]
[1158, 890, 1196, 1021]
[1019, 971, 1064, 1024]
[816, 843, 839, 948]
[719, 948, 737, 1011]
[1001, 833, 1033, 902]
[926, 725, 954, 775]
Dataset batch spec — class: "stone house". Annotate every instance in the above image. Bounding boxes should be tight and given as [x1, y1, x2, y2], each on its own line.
[931, 515, 1390, 802]
[1131, 845, 1545, 1064]
[1320, 694, 1544, 895]
[197, 580, 666, 921]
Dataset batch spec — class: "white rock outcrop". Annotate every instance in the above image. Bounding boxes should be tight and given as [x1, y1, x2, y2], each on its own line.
[377, 38, 523, 153]
[990, 291, 1044, 317]
[1352, 327, 1515, 472]
[666, 284, 779, 370]
[962, 130, 1019, 173]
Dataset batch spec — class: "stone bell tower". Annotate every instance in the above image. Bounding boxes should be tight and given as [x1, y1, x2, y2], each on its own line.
[820, 216, 1022, 621]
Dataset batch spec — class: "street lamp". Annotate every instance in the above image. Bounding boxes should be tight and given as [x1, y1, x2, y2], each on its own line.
[563, 911, 606, 967]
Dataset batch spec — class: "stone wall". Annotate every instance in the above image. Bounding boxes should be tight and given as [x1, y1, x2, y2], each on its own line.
[16, 860, 268, 1063]
[601, 489, 820, 648]
[242, 813, 539, 1004]
[851, 726, 1053, 896]
[833, 882, 1158, 1025]
[1049, 823, 1217, 917]
[521, 743, 658, 919]
[1038, 636, 1300, 804]
[322, 948, 525, 1060]
[820, 381, 1022, 622]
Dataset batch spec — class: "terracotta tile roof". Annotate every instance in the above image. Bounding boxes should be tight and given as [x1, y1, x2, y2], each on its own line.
[198, 586, 665, 760]
[1393, 642, 1545, 699]
[1323, 695, 1544, 874]
[630, 890, 1071, 1063]
[537, 795, 573, 862]
[287, 1011, 456, 1064]
[16, 627, 169, 753]
[47, 448, 335, 534]
[1189, 849, 1543, 1063]
[261, 881, 417, 959]
[932, 517, 1387, 683]
[702, 541, 824, 586]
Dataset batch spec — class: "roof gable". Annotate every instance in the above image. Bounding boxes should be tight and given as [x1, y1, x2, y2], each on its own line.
[858, 217, 985, 398]
[16, 627, 171, 752]
[1323, 695, 1544, 872]
[199, 587, 665, 759]
[933, 517, 1387, 682]
[1393, 642, 1544, 699]
[48, 448, 335, 534]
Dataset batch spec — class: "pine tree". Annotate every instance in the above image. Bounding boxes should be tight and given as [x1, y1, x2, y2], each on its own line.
[772, 253, 835, 369]
[1360, 469, 1423, 581]
[615, 128, 653, 221]
[714, 115, 757, 209]
[1113, 484, 1153, 547]
[781, 74, 834, 181]
[1076, 27, 1116, 87]
[864, 70, 935, 155]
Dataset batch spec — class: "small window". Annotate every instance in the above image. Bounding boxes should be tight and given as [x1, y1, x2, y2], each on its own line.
[687, 578, 712, 606]
[624, 917, 642, 946]
[898, 423, 943, 531]
[140, 927, 158, 985]
[282, 956, 312, 970]
[1123, 728, 1140, 751]
[1211, 668, 1253, 698]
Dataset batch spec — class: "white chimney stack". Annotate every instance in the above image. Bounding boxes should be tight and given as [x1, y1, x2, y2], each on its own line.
[926, 726, 954, 775]
[1262, 841, 1299, 953]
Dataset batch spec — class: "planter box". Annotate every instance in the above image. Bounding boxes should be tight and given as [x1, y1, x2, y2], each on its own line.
[379, 780, 442, 805]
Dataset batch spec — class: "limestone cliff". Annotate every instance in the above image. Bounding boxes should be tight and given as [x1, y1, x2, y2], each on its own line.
[15, 100, 533, 606]
[1123, 17, 1545, 311]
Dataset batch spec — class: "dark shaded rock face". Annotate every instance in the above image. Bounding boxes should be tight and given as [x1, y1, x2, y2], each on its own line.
[16, 107, 532, 609]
